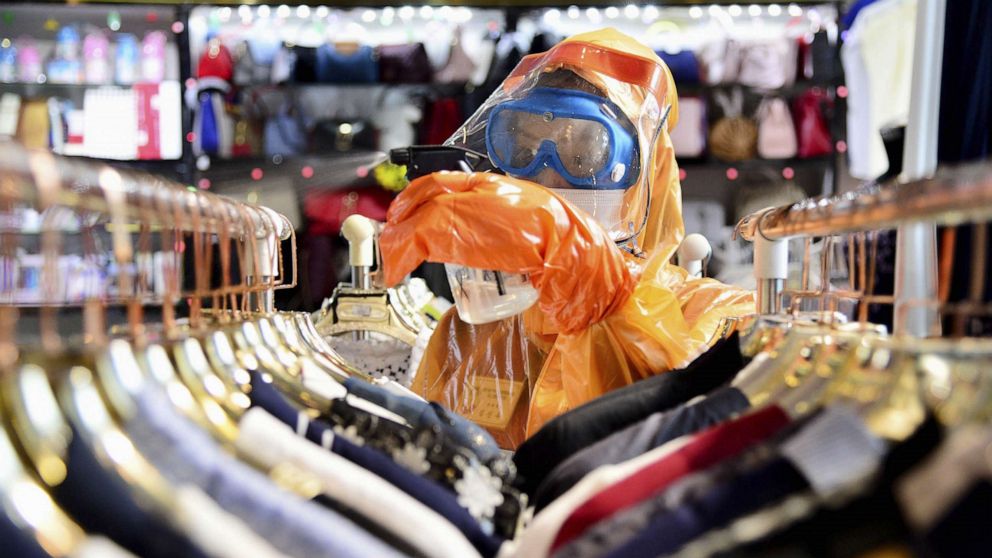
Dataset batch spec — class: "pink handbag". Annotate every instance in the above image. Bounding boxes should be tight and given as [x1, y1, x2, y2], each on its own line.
[669, 96, 706, 158]
[757, 97, 797, 159]
[736, 38, 797, 90]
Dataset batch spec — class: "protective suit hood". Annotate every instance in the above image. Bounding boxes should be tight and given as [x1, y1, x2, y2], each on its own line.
[447, 28, 685, 256]
[381, 28, 755, 450]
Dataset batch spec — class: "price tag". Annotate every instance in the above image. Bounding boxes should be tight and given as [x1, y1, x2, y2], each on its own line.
[460, 377, 525, 430]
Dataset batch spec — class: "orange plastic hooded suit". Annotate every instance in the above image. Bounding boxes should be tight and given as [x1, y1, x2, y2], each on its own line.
[380, 29, 755, 449]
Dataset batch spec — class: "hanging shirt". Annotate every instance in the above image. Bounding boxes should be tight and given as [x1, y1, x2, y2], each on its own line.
[533, 385, 751, 510]
[601, 458, 808, 558]
[513, 332, 746, 498]
[343, 375, 506, 469]
[841, 0, 882, 29]
[236, 407, 483, 558]
[549, 420, 810, 558]
[841, 0, 918, 180]
[552, 406, 888, 558]
[898, 423, 992, 558]
[124, 387, 401, 558]
[247, 374, 506, 558]
[692, 415, 942, 558]
[172, 487, 291, 558]
[504, 436, 697, 558]
[72, 537, 136, 558]
[50, 428, 210, 558]
[0, 509, 62, 558]
[548, 405, 792, 553]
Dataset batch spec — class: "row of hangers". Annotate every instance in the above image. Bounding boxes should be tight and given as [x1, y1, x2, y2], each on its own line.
[0, 139, 406, 555]
[726, 160, 992, 446]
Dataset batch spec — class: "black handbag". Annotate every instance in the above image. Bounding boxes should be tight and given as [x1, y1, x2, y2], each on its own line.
[311, 119, 378, 152]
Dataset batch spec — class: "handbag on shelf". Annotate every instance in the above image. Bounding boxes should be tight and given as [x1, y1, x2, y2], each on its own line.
[669, 96, 707, 158]
[270, 44, 295, 84]
[435, 30, 477, 84]
[233, 40, 262, 86]
[709, 88, 758, 162]
[263, 105, 307, 157]
[316, 44, 378, 84]
[292, 46, 319, 83]
[736, 37, 797, 90]
[378, 43, 433, 84]
[657, 50, 701, 85]
[757, 96, 798, 159]
[311, 119, 378, 153]
[793, 88, 833, 158]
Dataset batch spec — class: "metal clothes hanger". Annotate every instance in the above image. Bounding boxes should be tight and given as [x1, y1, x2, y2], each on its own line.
[0, 160, 182, 526]
[736, 226, 896, 415]
[125, 179, 237, 443]
[0, 164, 89, 557]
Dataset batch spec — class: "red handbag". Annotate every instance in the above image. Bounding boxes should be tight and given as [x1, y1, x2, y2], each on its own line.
[304, 186, 394, 236]
[793, 88, 833, 158]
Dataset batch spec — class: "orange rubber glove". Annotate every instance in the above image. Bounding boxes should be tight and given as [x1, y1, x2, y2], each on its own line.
[380, 171, 638, 334]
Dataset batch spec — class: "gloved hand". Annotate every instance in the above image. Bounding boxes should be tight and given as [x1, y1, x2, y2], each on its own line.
[380, 171, 638, 334]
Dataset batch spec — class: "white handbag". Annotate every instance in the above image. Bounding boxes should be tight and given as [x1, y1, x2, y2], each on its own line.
[670, 96, 707, 158]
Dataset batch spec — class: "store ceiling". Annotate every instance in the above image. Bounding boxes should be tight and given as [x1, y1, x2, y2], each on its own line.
[11, 1, 841, 7]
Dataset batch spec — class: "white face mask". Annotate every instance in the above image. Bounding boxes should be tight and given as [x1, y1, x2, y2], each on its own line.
[547, 187, 626, 237]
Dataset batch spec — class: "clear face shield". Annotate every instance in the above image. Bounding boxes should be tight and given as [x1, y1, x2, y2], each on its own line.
[447, 42, 670, 245]
[443, 41, 671, 324]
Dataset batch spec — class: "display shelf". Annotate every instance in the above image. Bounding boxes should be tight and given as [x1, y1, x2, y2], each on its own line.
[240, 81, 475, 95]
[0, 81, 179, 97]
[193, 150, 386, 187]
[678, 154, 835, 169]
[60, 1, 839, 7]
[675, 81, 837, 98]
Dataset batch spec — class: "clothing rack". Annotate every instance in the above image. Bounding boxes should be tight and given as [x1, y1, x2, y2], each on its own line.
[0, 140, 294, 313]
[737, 158, 992, 323]
[738, 0, 949, 333]
[0, 141, 291, 240]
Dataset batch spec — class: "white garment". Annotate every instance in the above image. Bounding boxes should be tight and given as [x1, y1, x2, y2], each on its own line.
[504, 435, 694, 558]
[72, 537, 136, 558]
[237, 408, 483, 558]
[174, 487, 291, 558]
[842, 0, 918, 179]
[469, 39, 496, 86]
[300, 367, 411, 426]
[407, 328, 435, 387]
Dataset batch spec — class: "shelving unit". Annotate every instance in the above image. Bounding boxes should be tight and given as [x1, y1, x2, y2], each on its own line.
[0, 3, 194, 181]
[4, 0, 849, 305]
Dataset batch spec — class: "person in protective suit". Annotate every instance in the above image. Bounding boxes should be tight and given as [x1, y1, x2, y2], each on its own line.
[379, 29, 754, 450]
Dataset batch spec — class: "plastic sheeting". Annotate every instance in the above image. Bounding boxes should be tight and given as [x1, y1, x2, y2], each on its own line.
[380, 28, 754, 449]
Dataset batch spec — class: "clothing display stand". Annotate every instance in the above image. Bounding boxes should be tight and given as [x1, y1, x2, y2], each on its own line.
[747, 0, 948, 333]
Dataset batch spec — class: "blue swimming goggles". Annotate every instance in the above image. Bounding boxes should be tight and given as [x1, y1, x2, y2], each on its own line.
[484, 87, 640, 190]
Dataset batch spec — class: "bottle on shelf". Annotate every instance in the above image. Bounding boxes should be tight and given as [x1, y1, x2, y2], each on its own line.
[0, 43, 15, 83]
[141, 31, 167, 83]
[114, 33, 139, 85]
[48, 26, 83, 85]
[83, 32, 112, 85]
[16, 39, 43, 83]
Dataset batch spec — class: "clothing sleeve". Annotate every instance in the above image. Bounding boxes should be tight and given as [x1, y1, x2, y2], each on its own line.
[379, 171, 638, 334]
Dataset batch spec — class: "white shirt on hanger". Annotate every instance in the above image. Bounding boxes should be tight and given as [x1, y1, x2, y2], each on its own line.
[237, 407, 483, 558]
[842, 0, 918, 180]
